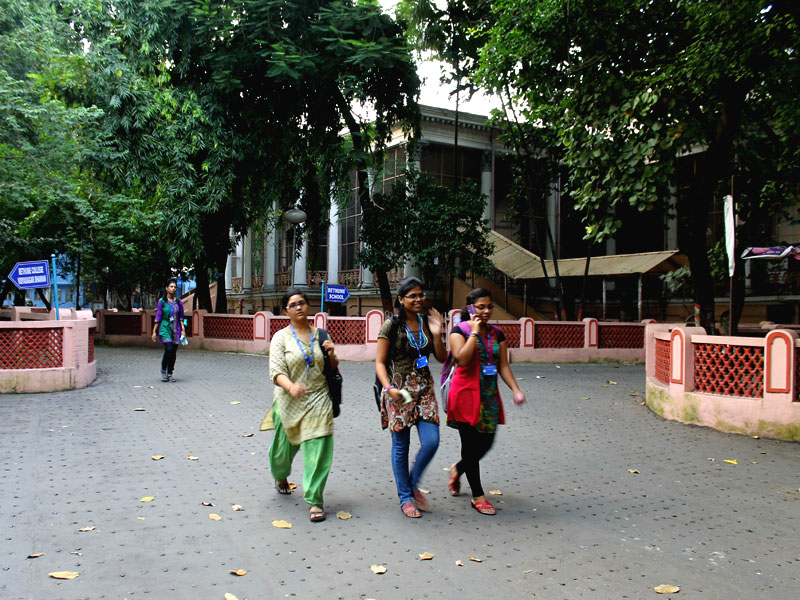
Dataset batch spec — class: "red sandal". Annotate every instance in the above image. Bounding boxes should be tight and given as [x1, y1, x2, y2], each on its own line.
[401, 500, 421, 518]
[471, 499, 496, 515]
[448, 464, 461, 496]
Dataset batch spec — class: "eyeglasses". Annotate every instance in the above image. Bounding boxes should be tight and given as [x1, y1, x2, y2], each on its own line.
[401, 292, 426, 300]
[287, 301, 307, 310]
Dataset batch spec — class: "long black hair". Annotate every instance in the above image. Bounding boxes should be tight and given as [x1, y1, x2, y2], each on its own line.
[393, 277, 429, 353]
[459, 287, 492, 323]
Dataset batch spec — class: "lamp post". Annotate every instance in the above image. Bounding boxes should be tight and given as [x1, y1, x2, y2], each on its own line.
[284, 207, 307, 288]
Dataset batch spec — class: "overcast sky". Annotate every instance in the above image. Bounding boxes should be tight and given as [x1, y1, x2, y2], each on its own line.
[380, 1, 500, 117]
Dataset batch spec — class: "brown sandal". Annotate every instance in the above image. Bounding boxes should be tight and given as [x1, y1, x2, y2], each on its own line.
[309, 504, 326, 523]
[275, 480, 292, 495]
[401, 500, 421, 518]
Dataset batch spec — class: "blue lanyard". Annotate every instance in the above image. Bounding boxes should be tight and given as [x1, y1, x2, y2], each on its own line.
[290, 324, 315, 378]
[405, 315, 427, 357]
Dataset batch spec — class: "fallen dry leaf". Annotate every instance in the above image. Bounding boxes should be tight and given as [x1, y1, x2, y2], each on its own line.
[137, 517, 145, 520]
[151, 455, 165, 461]
[455, 560, 464, 566]
[630, 392, 640, 397]
[27, 553, 43, 559]
[370, 564, 387, 574]
[707, 458, 715, 462]
[752, 435, 760, 439]
[417, 488, 430, 494]
[640, 401, 646, 406]
[133, 407, 145, 411]
[78, 525, 95, 532]
[49, 571, 79, 580]
[229, 569, 247, 576]
[272, 519, 292, 529]
[654, 584, 680, 594]
[140, 496, 155, 502]
[469, 557, 483, 563]
[231, 504, 244, 511]
[336, 511, 352, 520]
[209, 514, 222, 521]
[489, 490, 503, 496]
[147, 386, 154, 389]
[187, 455, 199, 461]
[607, 380, 618, 385]
[241, 433, 255, 438]
[419, 552, 435, 560]
[581, 396, 590, 400]
[627, 469, 640, 474]
[202, 501, 215, 507]
[230, 401, 241, 405]
[723, 459, 738, 465]
[224, 594, 240, 600]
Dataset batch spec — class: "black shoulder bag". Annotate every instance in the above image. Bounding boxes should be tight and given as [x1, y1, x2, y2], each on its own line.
[317, 329, 342, 418]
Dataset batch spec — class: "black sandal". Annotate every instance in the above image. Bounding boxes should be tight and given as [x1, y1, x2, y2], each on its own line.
[275, 480, 292, 495]
[309, 505, 326, 523]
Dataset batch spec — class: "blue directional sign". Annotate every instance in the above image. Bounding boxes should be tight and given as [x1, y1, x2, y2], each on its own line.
[8, 260, 51, 290]
[324, 284, 350, 303]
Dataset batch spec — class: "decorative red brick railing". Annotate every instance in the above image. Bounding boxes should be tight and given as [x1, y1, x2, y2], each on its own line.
[0, 327, 64, 369]
[204, 316, 254, 340]
[694, 342, 764, 398]
[654, 337, 671, 385]
[534, 323, 584, 348]
[88, 327, 96, 364]
[599, 324, 645, 349]
[327, 318, 366, 345]
[104, 313, 143, 336]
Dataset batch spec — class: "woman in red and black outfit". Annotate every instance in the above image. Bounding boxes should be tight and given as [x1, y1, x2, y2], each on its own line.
[447, 288, 525, 515]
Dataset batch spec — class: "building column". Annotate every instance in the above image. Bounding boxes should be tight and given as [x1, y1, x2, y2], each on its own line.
[225, 228, 233, 292]
[327, 198, 340, 287]
[242, 231, 252, 292]
[292, 235, 308, 288]
[263, 220, 277, 291]
[482, 148, 493, 225]
[405, 144, 424, 282]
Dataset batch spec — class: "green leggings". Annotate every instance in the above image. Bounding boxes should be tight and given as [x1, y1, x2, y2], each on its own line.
[268, 409, 333, 506]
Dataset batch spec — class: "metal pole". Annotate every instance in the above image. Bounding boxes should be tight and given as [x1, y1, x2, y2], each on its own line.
[51, 253, 60, 320]
[637, 273, 643, 321]
[321, 280, 326, 313]
[601, 278, 607, 321]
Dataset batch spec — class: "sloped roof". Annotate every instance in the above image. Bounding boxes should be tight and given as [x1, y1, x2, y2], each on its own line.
[488, 230, 687, 279]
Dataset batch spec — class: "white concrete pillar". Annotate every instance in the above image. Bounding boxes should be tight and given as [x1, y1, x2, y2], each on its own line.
[242, 231, 253, 292]
[327, 199, 340, 287]
[263, 221, 276, 291]
[224, 230, 233, 292]
[292, 235, 308, 288]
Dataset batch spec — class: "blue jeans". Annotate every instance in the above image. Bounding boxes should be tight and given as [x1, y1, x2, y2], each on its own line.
[390, 420, 439, 505]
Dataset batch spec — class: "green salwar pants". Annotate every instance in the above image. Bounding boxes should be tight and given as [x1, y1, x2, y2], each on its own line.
[268, 408, 333, 506]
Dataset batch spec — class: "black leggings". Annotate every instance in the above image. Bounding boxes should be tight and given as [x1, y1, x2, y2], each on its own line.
[161, 342, 178, 374]
[453, 422, 495, 498]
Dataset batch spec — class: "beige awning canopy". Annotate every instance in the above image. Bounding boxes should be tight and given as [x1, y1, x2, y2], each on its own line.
[488, 230, 687, 279]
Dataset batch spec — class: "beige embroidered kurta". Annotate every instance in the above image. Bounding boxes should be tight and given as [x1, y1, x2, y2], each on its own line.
[260, 326, 333, 445]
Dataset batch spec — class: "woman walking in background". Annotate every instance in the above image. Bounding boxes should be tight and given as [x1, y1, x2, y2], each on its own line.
[151, 278, 186, 382]
[261, 289, 337, 523]
[447, 288, 526, 515]
[375, 277, 447, 518]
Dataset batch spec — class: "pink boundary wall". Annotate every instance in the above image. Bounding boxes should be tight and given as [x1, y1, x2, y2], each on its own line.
[645, 323, 800, 441]
[95, 309, 648, 363]
[0, 316, 97, 393]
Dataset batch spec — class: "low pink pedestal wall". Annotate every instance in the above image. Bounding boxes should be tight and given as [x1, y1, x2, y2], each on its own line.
[645, 324, 800, 441]
[0, 318, 97, 393]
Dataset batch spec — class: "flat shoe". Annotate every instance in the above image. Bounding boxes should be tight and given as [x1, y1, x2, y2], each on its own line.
[309, 505, 325, 523]
[401, 500, 421, 518]
[275, 480, 292, 495]
[471, 499, 496, 515]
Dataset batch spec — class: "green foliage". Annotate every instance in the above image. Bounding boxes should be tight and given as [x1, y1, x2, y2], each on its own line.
[474, 0, 800, 241]
[360, 168, 494, 286]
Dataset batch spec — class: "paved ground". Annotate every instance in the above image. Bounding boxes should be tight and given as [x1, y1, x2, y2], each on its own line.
[1, 347, 799, 600]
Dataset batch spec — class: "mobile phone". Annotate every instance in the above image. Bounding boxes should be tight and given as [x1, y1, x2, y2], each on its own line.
[467, 304, 477, 316]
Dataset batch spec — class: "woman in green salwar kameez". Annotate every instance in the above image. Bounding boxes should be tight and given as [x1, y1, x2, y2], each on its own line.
[261, 289, 337, 522]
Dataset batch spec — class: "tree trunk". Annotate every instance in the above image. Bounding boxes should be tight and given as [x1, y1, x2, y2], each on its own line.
[194, 268, 213, 312]
[75, 254, 81, 309]
[36, 288, 52, 312]
[213, 251, 229, 314]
